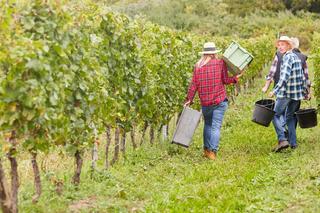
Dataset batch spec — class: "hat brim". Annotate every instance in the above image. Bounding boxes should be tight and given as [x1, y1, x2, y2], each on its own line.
[276, 40, 293, 47]
[199, 50, 221, 55]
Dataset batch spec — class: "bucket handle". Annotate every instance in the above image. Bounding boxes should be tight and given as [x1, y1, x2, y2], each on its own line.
[308, 99, 312, 108]
[261, 93, 268, 105]
[305, 98, 314, 109]
[303, 98, 319, 113]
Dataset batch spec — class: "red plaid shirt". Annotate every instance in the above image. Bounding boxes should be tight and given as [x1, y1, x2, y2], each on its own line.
[186, 59, 238, 106]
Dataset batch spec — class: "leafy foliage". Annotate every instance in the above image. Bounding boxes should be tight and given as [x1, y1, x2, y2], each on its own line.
[1, 1, 318, 212]
[107, 0, 320, 49]
[0, 0, 275, 156]
[311, 33, 320, 108]
[284, 0, 320, 13]
[18, 67, 320, 212]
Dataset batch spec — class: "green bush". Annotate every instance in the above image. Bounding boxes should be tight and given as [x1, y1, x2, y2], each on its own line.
[106, 0, 320, 44]
[310, 33, 320, 108]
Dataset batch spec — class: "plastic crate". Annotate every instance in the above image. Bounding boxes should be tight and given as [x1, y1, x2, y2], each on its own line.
[172, 107, 202, 148]
[222, 41, 254, 74]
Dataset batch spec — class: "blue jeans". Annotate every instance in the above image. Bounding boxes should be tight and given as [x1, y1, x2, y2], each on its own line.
[273, 98, 300, 146]
[202, 100, 228, 153]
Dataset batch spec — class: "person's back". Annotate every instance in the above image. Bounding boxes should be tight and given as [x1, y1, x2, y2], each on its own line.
[192, 58, 234, 106]
[291, 37, 308, 68]
[293, 48, 307, 65]
[185, 41, 242, 160]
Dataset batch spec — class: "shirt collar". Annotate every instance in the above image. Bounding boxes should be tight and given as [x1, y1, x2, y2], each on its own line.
[284, 50, 293, 56]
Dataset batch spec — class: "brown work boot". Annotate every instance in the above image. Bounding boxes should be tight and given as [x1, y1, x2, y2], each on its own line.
[272, 140, 289, 152]
[203, 148, 209, 157]
[204, 150, 216, 160]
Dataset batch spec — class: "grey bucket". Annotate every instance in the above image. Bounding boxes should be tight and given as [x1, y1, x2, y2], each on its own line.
[295, 108, 318, 128]
[172, 107, 202, 148]
[252, 99, 275, 127]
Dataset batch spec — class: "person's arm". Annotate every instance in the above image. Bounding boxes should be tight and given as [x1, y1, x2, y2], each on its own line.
[184, 67, 198, 106]
[304, 62, 311, 87]
[303, 62, 311, 100]
[262, 80, 272, 93]
[266, 55, 278, 81]
[221, 61, 238, 84]
[262, 55, 278, 93]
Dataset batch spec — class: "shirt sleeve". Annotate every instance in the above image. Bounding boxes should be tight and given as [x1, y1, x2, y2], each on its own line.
[304, 62, 311, 87]
[186, 67, 198, 103]
[273, 55, 291, 95]
[266, 55, 278, 81]
[221, 61, 238, 84]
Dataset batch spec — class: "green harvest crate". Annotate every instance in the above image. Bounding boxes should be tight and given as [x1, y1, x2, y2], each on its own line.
[222, 41, 254, 74]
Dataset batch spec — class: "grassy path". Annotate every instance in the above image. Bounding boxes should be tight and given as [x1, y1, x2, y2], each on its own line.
[20, 67, 320, 212]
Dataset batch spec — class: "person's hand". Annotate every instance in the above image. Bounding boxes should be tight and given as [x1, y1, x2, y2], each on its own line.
[304, 93, 311, 100]
[305, 87, 311, 100]
[236, 71, 244, 79]
[262, 80, 272, 93]
[268, 91, 275, 98]
[262, 85, 268, 93]
[184, 100, 191, 107]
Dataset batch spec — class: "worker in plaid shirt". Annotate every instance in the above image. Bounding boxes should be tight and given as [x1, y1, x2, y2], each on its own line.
[269, 36, 308, 152]
[184, 42, 243, 160]
[262, 37, 311, 150]
[262, 37, 311, 98]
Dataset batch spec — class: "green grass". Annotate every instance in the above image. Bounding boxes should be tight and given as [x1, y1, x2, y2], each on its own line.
[19, 67, 320, 212]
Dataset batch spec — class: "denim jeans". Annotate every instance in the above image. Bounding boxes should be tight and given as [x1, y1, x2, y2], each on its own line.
[273, 98, 300, 146]
[202, 100, 228, 153]
[283, 100, 301, 131]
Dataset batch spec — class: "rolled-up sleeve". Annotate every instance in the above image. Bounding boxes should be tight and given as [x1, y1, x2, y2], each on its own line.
[266, 55, 278, 81]
[304, 62, 311, 87]
[222, 61, 237, 84]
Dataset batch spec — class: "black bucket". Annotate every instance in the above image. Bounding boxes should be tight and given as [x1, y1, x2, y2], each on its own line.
[295, 108, 318, 128]
[252, 99, 275, 127]
[255, 99, 275, 110]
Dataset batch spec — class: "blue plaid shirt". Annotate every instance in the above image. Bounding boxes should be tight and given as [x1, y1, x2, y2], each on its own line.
[273, 50, 306, 100]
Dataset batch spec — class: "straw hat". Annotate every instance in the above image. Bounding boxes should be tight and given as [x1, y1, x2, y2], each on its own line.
[199, 42, 221, 55]
[277, 35, 293, 48]
[291, 37, 299, 49]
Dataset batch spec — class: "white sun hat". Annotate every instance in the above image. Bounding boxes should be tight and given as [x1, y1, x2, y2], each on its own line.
[199, 42, 221, 55]
[276, 35, 293, 48]
[291, 37, 300, 49]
